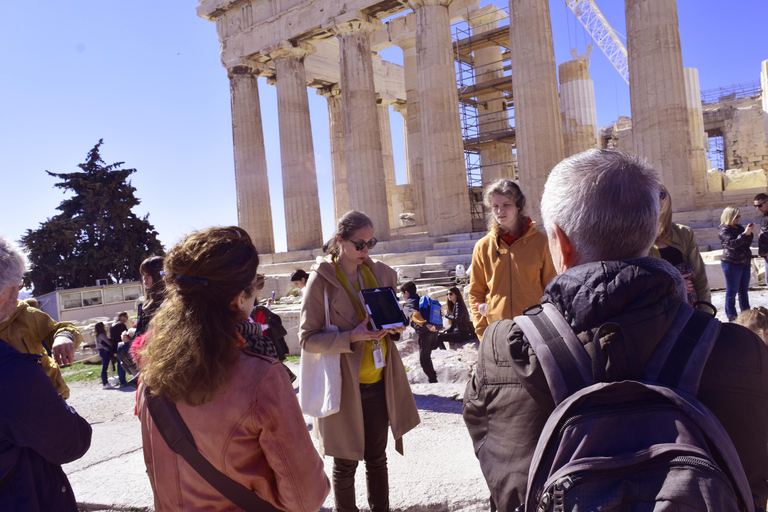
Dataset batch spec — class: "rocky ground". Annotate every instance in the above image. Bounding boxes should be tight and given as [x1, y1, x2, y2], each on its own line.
[63, 286, 765, 511]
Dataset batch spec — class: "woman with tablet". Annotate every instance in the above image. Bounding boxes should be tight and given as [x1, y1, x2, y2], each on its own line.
[299, 210, 420, 512]
[468, 179, 557, 339]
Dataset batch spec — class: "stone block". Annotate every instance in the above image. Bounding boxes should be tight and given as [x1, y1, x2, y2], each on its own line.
[707, 169, 724, 192]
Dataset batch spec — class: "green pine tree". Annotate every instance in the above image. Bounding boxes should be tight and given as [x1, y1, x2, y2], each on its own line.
[21, 139, 164, 294]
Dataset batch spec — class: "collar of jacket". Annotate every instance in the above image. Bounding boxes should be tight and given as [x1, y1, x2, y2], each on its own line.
[0, 301, 26, 331]
[542, 257, 688, 334]
[312, 254, 381, 289]
[492, 221, 539, 254]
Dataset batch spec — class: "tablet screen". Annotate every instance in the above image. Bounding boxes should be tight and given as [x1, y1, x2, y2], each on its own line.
[360, 287, 407, 330]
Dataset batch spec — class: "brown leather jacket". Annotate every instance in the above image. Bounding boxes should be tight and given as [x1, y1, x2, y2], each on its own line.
[299, 255, 420, 460]
[137, 351, 329, 512]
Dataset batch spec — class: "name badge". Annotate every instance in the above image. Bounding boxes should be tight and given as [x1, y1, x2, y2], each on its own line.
[372, 340, 385, 370]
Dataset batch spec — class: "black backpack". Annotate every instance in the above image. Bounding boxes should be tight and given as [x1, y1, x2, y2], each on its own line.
[514, 302, 755, 512]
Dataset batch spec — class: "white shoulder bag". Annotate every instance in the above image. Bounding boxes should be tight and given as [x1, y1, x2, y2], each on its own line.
[298, 287, 342, 418]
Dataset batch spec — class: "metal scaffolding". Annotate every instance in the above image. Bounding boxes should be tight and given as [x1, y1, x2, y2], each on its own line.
[452, 6, 516, 231]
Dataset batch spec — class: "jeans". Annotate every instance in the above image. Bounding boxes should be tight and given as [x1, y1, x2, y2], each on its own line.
[721, 262, 751, 320]
[99, 349, 111, 386]
[116, 354, 128, 386]
[333, 380, 389, 512]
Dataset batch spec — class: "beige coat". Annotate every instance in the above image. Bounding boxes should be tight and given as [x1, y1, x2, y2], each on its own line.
[299, 255, 420, 461]
[469, 224, 557, 339]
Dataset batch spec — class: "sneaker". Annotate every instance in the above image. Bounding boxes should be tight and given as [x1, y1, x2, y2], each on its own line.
[119, 381, 130, 388]
[102, 383, 113, 389]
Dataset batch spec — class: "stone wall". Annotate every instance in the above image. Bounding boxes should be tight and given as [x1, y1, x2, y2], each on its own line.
[703, 95, 768, 173]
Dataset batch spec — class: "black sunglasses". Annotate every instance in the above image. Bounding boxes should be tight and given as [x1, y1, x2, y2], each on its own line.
[659, 190, 668, 201]
[756, 202, 767, 208]
[348, 238, 378, 251]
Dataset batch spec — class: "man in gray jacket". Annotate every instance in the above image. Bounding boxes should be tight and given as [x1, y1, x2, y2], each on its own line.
[463, 149, 768, 512]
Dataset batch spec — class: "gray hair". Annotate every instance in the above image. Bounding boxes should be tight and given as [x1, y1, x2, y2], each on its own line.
[540, 149, 660, 264]
[0, 237, 29, 291]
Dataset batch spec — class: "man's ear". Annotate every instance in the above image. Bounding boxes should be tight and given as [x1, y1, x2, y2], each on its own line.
[550, 223, 577, 272]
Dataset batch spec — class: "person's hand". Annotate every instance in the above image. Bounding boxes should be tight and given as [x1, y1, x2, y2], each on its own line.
[350, 315, 387, 342]
[477, 303, 488, 316]
[52, 336, 75, 367]
[746, 223, 755, 235]
[681, 272, 695, 293]
[427, 324, 437, 332]
[121, 332, 130, 343]
[386, 324, 406, 335]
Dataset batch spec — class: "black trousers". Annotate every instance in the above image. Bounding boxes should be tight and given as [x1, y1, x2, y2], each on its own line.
[333, 380, 390, 512]
[419, 331, 438, 382]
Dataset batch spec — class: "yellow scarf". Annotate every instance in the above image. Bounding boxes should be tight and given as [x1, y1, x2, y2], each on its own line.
[334, 259, 387, 384]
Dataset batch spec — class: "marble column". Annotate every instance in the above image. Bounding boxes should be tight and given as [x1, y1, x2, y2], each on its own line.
[268, 42, 323, 250]
[377, 97, 398, 230]
[397, 37, 427, 227]
[683, 68, 709, 195]
[558, 55, 599, 157]
[228, 63, 274, 253]
[318, 85, 348, 221]
[761, 60, 768, 145]
[334, 16, 390, 240]
[626, 0, 694, 210]
[509, 0, 565, 218]
[409, 0, 472, 236]
[466, 6, 515, 185]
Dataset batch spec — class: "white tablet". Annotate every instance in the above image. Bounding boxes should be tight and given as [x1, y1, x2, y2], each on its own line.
[360, 287, 408, 330]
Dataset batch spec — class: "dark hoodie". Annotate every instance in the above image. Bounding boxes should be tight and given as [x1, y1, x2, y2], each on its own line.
[0, 339, 92, 511]
[463, 258, 768, 512]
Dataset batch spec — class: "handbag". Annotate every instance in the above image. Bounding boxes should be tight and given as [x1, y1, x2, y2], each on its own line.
[298, 286, 342, 418]
[143, 386, 281, 512]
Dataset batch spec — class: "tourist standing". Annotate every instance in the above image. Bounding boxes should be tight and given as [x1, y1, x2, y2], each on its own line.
[109, 312, 130, 387]
[754, 193, 768, 284]
[400, 280, 439, 381]
[94, 322, 114, 389]
[137, 226, 329, 511]
[719, 206, 754, 321]
[299, 210, 420, 512]
[468, 179, 557, 339]
[648, 184, 710, 306]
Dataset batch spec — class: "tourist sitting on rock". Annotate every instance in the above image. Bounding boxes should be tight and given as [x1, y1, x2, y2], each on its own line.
[137, 226, 329, 511]
[299, 210, 419, 512]
[400, 280, 439, 382]
[648, 184, 710, 307]
[463, 149, 768, 511]
[0, 237, 83, 399]
[468, 179, 556, 340]
[436, 286, 477, 349]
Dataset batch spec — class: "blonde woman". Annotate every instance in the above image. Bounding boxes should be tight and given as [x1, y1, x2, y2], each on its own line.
[719, 206, 755, 321]
[648, 185, 710, 306]
[468, 179, 557, 339]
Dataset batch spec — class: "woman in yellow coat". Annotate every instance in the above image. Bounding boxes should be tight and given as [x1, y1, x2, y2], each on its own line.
[468, 179, 557, 339]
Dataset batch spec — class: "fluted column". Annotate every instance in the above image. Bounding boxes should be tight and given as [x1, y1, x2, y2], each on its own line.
[334, 16, 390, 239]
[377, 97, 398, 230]
[318, 85, 348, 221]
[683, 68, 708, 195]
[268, 42, 323, 250]
[409, 0, 472, 236]
[397, 37, 426, 227]
[626, 0, 694, 210]
[228, 63, 274, 253]
[558, 55, 599, 157]
[466, 6, 515, 185]
[509, 0, 565, 218]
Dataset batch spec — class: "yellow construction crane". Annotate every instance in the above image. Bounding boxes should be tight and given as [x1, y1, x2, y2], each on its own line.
[565, 0, 629, 84]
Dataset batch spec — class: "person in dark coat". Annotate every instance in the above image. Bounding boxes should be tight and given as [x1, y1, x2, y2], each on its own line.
[719, 206, 755, 321]
[463, 149, 768, 512]
[436, 286, 477, 349]
[400, 281, 439, 383]
[0, 338, 92, 511]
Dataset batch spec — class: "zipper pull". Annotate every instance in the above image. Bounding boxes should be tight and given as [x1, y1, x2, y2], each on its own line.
[552, 476, 573, 512]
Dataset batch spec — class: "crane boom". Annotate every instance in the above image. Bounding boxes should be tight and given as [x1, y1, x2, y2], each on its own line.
[565, 0, 629, 84]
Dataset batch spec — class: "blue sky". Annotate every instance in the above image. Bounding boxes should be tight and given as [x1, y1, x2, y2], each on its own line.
[1, 1, 765, 255]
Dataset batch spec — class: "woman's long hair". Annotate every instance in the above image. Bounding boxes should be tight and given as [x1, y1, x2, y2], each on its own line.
[721, 206, 740, 227]
[482, 179, 526, 232]
[657, 185, 673, 243]
[140, 255, 166, 309]
[139, 226, 259, 405]
[446, 286, 466, 315]
[322, 210, 373, 257]
[94, 321, 106, 336]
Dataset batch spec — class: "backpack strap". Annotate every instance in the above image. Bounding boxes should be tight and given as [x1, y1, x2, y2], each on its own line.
[644, 304, 722, 396]
[144, 386, 281, 512]
[514, 303, 593, 405]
